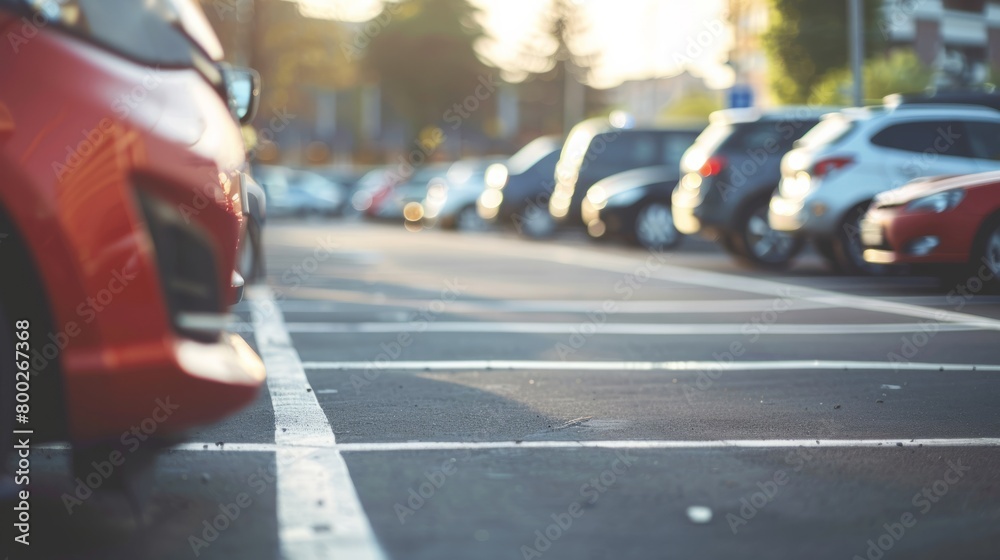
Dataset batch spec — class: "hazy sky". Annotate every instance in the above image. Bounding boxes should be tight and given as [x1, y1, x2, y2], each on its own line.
[294, 0, 733, 90]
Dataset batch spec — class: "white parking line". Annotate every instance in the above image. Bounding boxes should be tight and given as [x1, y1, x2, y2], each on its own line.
[278, 298, 833, 314]
[273, 295, 1000, 314]
[476, 243, 1000, 330]
[300, 359, 1000, 372]
[280, 321, 987, 336]
[334, 438, 1000, 452]
[162, 438, 1000, 453]
[249, 286, 385, 560]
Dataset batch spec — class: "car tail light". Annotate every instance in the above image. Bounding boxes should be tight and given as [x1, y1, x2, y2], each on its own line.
[137, 189, 223, 343]
[699, 156, 726, 177]
[811, 156, 854, 179]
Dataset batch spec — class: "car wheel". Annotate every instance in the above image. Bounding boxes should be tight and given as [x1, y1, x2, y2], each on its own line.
[518, 204, 556, 239]
[456, 205, 488, 232]
[974, 218, 1000, 293]
[0, 212, 67, 459]
[718, 232, 745, 258]
[732, 201, 802, 270]
[633, 202, 682, 251]
[0, 299, 13, 478]
[833, 204, 888, 276]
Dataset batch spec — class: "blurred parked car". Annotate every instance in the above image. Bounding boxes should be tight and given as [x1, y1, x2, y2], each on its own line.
[478, 136, 564, 237]
[366, 163, 452, 221]
[315, 167, 363, 193]
[861, 171, 1000, 288]
[351, 167, 394, 214]
[549, 117, 700, 234]
[422, 157, 505, 231]
[770, 104, 1000, 273]
[672, 107, 833, 269]
[255, 165, 346, 217]
[583, 166, 685, 250]
[0, 0, 264, 463]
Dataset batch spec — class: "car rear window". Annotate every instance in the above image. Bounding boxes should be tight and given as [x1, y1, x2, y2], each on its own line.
[796, 115, 857, 149]
[506, 138, 561, 176]
[584, 131, 697, 169]
[691, 123, 735, 155]
[723, 119, 819, 152]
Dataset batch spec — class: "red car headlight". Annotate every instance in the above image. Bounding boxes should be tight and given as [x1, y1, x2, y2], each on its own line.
[906, 190, 965, 214]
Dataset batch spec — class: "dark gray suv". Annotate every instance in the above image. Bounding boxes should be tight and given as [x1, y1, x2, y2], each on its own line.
[672, 107, 835, 269]
[549, 117, 701, 230]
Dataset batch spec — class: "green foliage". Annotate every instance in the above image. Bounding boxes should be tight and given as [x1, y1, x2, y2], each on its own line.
[764, 0, 885, 103]
[365, 0, 492, 130]
[809, 50, 934, 105]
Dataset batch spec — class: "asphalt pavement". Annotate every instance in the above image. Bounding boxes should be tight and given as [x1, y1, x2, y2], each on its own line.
[15, 219, 1000, 560]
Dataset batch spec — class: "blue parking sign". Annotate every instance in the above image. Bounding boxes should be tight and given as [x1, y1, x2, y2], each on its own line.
[729, 85, 754, 109]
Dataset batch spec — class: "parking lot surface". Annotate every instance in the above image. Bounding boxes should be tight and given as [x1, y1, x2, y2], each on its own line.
[24, 221, 1000, 560]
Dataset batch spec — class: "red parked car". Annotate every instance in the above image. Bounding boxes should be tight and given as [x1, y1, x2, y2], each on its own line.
[0, 0, 265, 458]
[861, 171, 1000, 286]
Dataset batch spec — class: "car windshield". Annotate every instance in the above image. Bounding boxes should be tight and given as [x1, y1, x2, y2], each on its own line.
[11, 0, 220, 66]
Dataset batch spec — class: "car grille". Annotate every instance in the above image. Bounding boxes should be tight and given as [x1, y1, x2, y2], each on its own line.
[138, 189, 223, 342]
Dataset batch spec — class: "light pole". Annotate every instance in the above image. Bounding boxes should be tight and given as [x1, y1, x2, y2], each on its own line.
[564, 60, 585, 135]
[849, 0, 864, 106]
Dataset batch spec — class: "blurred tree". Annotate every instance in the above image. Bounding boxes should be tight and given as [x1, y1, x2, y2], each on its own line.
[253, 1, 358, 110]
[201, 0, 363, 164]
[365, 0, 492, 134]
[808, 50, 935, 105]
[513, 0, 604, 135]
[764, 0, 885, 103]
[200, 0, 358, 103]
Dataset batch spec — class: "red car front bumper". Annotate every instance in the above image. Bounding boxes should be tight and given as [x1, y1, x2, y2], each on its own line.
[862, 205, 978, 266]
[0, 20, 264, 444]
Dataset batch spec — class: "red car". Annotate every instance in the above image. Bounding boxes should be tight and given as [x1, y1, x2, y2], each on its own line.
[0, 0, 264, 454]
[861, 171, 1000, 285]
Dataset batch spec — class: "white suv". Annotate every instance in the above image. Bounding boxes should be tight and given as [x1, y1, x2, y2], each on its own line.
[769, 104, 1000, 272]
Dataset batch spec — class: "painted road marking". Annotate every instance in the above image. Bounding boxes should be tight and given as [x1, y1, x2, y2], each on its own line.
[300, 359, 1000, 373]
[277, 298, 834, 314]
[462, 239, 1000, 330]
[39, 438, 1000, 454]
[278, 321, 988, 336]
[150, 438, 1000, 454]
[249, 286, 385, 560]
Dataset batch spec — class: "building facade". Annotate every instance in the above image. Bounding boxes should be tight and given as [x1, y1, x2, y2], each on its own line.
[882, 0, 1000, 85]
[727, 0, 1000, 108]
